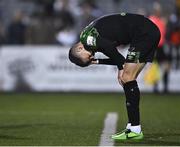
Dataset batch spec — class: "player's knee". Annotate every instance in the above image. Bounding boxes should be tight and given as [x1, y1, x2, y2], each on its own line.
[121, 71, 136, 83]
[117, 74, 122, 82]
[117, 75, 124, 85]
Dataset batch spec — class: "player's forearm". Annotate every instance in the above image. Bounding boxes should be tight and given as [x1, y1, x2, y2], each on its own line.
[95, 59, 124, 70]
[80, 27, 125, 69]
[96, 37, 125, 65]
[98, 59, 117, 65]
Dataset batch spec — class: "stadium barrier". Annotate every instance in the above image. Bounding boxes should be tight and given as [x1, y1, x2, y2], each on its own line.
[0, 46, 179, 92]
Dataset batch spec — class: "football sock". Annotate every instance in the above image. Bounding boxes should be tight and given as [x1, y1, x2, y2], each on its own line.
[126, 123, 131, 129]
[130, 125, 141, 133]
[123, 80, 140, 126]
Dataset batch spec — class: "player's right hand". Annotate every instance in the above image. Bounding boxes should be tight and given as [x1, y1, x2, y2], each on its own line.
[91, 60, 98, 64]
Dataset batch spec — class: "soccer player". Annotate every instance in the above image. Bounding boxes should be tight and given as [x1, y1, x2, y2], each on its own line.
[69, 13, 160, 140]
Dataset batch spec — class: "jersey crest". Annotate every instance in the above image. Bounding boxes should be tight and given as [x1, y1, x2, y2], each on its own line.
[120, 12, 126, 16]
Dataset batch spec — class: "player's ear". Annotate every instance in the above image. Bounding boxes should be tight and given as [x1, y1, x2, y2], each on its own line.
[75, 42, 85, 52]
[76, 46, 83, 52]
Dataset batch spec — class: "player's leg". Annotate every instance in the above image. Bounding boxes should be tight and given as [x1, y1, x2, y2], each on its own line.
[112, 63, 145, 140]
[112, 18, 160, 141]
[122, 63, 145, 130]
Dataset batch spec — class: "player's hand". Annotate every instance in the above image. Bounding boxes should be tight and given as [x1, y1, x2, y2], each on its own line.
[90, 58, 98, 64]
[91, 60, 98, 64]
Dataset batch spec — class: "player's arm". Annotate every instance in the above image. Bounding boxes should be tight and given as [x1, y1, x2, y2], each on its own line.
[92, 58, 123, 70]
[96, 37, 125, 70]
[80, 26, 99, 51]
[80, 26, 125, 69]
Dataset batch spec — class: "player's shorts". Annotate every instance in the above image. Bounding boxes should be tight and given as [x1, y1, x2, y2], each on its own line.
[126, 17, 161, 63]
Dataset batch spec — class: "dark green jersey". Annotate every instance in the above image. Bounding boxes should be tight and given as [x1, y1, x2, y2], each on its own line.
[80, 13, 147, 69]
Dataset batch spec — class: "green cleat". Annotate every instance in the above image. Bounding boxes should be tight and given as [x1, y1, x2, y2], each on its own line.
[111, 129, 144, 141]
[111, 129, 128, 138]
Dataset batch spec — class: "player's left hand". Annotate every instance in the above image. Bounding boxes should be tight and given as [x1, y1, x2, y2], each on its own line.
[91, 58, 98, 64]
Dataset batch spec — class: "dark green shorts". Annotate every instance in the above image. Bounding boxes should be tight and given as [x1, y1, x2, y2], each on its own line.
[126, 18, 161, 63]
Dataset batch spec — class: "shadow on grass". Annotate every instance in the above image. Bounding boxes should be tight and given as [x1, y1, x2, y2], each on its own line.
[116, 133, 180, 146]
[0, 134, 30, 140]
[0, 123, 54, 129]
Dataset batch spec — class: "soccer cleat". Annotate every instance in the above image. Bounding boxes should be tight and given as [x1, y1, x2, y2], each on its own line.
[111, 129, 143, 140]
[111, 129, 128, 138]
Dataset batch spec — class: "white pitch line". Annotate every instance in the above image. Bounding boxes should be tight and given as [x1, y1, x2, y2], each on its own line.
[99, 112, 118, 146]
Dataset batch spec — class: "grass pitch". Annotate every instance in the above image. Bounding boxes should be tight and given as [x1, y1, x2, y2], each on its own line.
[0, 93, 179, 146]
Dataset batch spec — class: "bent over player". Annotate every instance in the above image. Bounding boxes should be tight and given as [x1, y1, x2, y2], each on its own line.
[69, 13, 160, 140]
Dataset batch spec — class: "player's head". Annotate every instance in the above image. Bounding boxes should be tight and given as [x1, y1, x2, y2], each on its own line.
[69, 42, 93, 67]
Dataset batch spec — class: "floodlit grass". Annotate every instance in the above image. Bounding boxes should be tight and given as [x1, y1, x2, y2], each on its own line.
[0, 93, 179, 146]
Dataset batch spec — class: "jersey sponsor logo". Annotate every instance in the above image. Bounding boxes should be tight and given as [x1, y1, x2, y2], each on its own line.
[87, 36, 96, 46]
[120, 12, 126, 16]
[127, 51, 140, 63]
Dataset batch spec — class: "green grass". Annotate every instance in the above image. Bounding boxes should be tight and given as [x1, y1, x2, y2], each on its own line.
[0, 93, 179, 146]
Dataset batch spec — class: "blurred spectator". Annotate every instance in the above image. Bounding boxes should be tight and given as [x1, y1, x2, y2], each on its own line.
[0, 21, 6, 45]
[26, 0, 77, 45]
[53, 0, 75, 28]
[53, 0, 77, 46]
[166, 9, 180, 69]
[55, 27, 77, 46]
[149, 2, 171, 93]
[136, 8, 147, 16]
[7, 10, 27, 44]
[78, 0, 103, 30]
[26, 15, 56, 44]
[35, 0, 55, 17]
